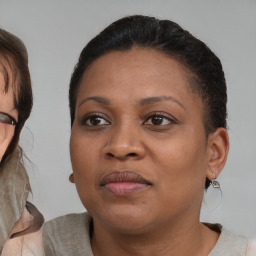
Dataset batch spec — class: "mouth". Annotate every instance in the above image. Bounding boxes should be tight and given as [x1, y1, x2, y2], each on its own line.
[100, 171, 151, 195]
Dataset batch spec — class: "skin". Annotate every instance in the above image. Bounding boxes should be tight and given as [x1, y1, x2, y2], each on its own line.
[70, 47, 229, 256]
[0, 72, 18, 162]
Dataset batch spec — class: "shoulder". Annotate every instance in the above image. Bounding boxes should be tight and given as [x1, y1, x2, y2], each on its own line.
[43, 212, 93, 256]
[209, 225, 249, 256]
[247, 239, 256, 256]
[43, 212, 91, 234]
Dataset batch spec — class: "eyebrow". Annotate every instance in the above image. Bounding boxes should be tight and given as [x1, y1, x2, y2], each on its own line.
[79, 96, 110, 107]
[139, 96, 185, 110]
[78, 95, 185, 110]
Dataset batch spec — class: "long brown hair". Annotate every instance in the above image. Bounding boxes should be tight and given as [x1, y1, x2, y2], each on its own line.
[0, 29, 33, 164]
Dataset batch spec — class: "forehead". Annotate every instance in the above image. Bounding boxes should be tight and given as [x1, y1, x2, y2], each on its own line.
[0, 56, 19, 102]
[0, 71, 7, 92]
[0, 71, 15, 111]
[0, 56, 15, 91]
[78, 48, 196, 101]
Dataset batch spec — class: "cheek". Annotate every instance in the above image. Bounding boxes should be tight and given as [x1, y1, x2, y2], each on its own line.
[153, 143, 207, 212]
[152, 133, 208, 188]
[0, 144, 7, 162]
[0, 124, 15, 162]
[0, 123, 6, 143]
[70, 129, 100, 183]
[70, 132, 97, 207]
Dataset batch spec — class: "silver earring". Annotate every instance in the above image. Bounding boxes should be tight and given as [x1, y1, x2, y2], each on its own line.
[210, 173, 220, 188]
[202, 172, 222, 212]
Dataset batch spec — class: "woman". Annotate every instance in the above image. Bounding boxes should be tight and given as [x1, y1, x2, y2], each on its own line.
[0, 28, 44, 255]
[43, 15, 253, 255]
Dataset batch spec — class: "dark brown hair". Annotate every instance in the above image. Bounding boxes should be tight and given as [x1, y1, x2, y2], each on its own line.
[0, 28, 33, 163]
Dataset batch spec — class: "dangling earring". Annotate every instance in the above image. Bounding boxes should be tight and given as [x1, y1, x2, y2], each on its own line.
[202, 171, 222, 212]
[69, 173, 75, 183]
[210, 172, 220, 189]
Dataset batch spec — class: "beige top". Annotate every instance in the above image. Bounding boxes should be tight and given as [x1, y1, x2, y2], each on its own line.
[0, 151, 44, 256]
[43, 212, 250, 256]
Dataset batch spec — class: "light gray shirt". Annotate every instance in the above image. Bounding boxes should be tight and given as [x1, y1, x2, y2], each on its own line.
[43, 212, 249, 256]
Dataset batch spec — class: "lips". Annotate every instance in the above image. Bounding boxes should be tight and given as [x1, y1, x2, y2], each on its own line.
[100, 171, 151, 195]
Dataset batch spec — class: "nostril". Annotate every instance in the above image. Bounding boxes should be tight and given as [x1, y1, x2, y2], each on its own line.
[127, 153, 137, 157]
[106, 152, 114, 158]
[105, 152, 137, 159]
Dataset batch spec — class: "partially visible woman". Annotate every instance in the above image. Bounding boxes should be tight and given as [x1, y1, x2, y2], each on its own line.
[43, 15, 255, 255]
[0, 28, 44, 255]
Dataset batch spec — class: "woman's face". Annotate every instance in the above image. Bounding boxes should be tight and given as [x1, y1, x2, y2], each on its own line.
[70, 48, 214, 233]
[0, 72, 17, 162]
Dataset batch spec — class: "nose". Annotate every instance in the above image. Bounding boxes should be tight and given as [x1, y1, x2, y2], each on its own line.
[103, 124, 146, 161]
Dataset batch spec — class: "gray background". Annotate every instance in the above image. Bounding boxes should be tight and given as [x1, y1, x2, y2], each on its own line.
[0, 0, 255, 238]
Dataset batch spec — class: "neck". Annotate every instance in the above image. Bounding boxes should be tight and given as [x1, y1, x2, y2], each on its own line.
[91, 216, 219, 256]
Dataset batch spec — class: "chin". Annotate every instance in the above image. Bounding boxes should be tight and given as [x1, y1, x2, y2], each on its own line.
[89, 204, 155, 234]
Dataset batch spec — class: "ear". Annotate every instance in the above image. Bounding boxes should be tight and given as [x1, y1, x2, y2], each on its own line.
[69, 173, 75, 183]
[206, 127, 229, 180]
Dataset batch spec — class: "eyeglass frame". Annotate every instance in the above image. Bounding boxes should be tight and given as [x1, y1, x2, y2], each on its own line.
[0, 112, 17, 126]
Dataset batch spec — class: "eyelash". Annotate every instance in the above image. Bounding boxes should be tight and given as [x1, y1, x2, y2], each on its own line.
[80, 112, 111, 127]
[143, 112, 177, 127]
[79, 112, 177, 129]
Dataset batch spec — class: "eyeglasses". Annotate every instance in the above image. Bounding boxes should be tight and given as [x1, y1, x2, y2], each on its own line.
[0, 112, 17, 126]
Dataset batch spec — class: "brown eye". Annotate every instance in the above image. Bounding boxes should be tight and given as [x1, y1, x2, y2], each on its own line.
[144, 114, 174, 126]
[151, 116, 164, 125]
[89, 117, 103, 126]
[81, 114, 110, 127]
